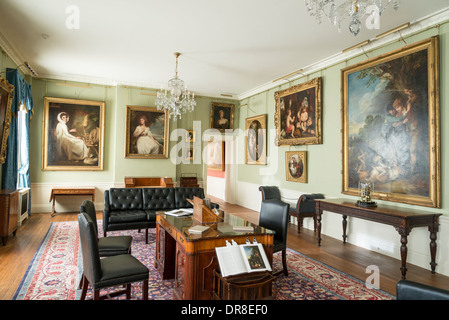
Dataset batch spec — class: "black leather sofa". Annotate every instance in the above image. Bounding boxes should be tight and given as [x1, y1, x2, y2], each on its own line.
[396, 280, 449, 300]
[103, 187, 207, 243]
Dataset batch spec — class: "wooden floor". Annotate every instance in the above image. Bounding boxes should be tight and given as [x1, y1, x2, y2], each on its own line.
[1, 196, 449, 300]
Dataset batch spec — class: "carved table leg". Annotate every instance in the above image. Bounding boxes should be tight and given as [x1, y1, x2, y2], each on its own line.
[51, 196, 56, 217]
[316, 206, 322, 246]
[399, 232, 409, 280]
[342, 215, 348, 244]
[429, 223, 439, 273]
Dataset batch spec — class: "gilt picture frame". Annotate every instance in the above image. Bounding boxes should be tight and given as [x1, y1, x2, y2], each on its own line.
[125, 105, 169, 159]
[0, 76, 14, 164]
[245, 114, 267, 165]
[210, 102, 234, 132]
[206, 140, 225, 171]
[185, 130, 195, 143]
[274, 77, 322, 146]
[42, 97, 105, 171]
[184, 147, 194, 161]
[285, 151, 307, 183]
[341, 36, 440, 208]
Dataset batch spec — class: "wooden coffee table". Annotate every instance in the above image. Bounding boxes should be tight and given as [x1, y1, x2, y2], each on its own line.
[49, 187, 95, 217]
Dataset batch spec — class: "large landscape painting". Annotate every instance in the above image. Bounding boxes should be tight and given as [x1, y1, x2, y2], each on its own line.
[341, 37, 440, 208]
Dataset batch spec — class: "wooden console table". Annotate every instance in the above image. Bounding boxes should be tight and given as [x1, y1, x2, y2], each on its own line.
[49, 187, 95, 217]
[155, 211, 274, 300]
[315, 198, 441, 279]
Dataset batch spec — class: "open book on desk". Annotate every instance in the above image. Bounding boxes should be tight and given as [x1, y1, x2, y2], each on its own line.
[215, 242, 272, 277]
[164, 208, 194, 217]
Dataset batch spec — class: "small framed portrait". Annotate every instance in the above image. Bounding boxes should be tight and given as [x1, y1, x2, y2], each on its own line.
[210, 102, 234, 132]
[125, 105, 169, 159]
[285, 151, 307, 183]
[274, 77, 322, 146]
[185, 130, 195, 143]
[0, 76, 14, 164]
[185, 147, 194, 161]
[42, 97, 105, 171]
[245, 114, 267, 165]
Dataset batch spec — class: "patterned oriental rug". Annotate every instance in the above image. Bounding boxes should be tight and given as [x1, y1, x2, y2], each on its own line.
[13, 221, 394, 300]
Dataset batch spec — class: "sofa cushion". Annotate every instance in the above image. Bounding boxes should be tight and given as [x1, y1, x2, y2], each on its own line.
[108, 210, 147, 224]
[175, 187, 205, 208]
[108, 188, 143, 210]
[142, 188, 176, 210]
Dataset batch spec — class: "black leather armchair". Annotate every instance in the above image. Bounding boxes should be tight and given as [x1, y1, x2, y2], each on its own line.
[258, 186, 281, 201]
[290, 193, 324, 233]
[396, 280, 449, 300]
[258, 199, 290, 276]
[78, 212, 149, 300]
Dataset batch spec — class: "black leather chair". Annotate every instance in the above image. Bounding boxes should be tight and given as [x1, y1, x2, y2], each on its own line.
[290, 193, 324, 233]
[78, 212, 149, 300]
[258, 199, 290, 276]
[258, 186, 281, 201]
[396, 280, 449, 300]
[80, 200, 132, 257]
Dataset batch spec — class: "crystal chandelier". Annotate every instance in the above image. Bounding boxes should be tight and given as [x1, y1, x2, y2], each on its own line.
[156, 52, 196, 120]
[304, 0, 400, 36]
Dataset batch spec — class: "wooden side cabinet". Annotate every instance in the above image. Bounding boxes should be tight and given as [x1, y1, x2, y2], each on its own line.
[0, 189, 19, 246]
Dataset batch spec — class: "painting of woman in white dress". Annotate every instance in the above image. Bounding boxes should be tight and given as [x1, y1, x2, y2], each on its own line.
[55, 112, 88, 161]
[125, 106, 169, 159]
[42, 97, 105, 171]
[133, 115, 161, 154]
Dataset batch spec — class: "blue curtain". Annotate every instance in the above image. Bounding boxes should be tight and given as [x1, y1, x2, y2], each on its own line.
[3, 68, 34, 211]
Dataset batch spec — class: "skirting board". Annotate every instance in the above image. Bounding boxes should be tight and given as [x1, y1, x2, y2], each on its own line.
[236, 180, 449, 278]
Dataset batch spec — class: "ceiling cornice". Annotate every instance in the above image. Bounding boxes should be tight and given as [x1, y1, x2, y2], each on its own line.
[0, 30, 30, 76]
[237, 6, 449, 101]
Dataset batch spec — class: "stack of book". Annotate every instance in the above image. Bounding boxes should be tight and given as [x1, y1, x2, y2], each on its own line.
[188, 225, 210, 234]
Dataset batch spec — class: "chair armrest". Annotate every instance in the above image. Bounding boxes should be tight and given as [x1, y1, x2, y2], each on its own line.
[298, 193, 324, 213]
[396, 280, 449, 300]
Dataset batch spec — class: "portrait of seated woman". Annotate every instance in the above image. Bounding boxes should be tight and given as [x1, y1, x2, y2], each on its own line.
[125, 106, 168, 159]
[133, 115, 162, 154]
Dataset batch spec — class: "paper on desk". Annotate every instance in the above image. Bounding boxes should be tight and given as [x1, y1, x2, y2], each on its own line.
[164, 208, 193, 216]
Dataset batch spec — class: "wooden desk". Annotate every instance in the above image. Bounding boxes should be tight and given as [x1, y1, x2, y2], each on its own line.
[155, 212, 274, 300]
[124, 177, 174, 188]
[315, 198, 441, 279]
[49, 187, 95, 217]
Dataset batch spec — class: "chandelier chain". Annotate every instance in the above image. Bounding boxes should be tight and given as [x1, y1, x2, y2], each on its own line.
[155, 52, 196, 120]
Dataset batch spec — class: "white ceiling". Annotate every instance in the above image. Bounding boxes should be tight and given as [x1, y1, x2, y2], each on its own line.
[0, 0, 448, 99]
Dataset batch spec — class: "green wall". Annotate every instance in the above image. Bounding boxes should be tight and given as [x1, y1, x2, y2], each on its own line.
[236, 22, 448, 216]
[29, 79, 237, 185]
[2, 18, 448, 218]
